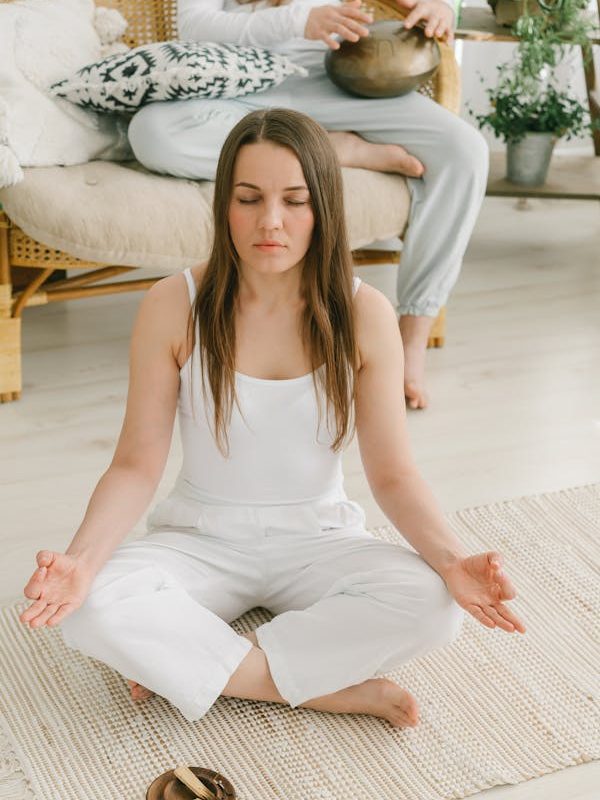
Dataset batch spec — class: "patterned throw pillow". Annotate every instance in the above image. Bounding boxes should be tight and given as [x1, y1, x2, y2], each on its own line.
[50, 41, 308, 113]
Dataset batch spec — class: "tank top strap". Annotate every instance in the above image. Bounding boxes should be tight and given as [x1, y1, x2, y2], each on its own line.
[182, 267, 196, 306]
[352, 276, 362, 297]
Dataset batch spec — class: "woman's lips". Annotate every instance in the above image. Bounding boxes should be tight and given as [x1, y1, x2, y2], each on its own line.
[254, 244, 285, 251]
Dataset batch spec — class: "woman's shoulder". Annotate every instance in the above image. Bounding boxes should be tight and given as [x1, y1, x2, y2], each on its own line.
[145, 263, 209, 312]
[353, 280, 400, 368]
[353, 280, 397, 325]
[135, 264, 208, 368]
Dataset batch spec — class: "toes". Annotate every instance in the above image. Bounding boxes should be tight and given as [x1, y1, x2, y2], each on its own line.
[405, 382, 427, 410]
[127, 679, 153, 700]
[394, 694, 420, 727]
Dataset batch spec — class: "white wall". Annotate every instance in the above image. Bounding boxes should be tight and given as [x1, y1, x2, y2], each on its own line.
[457, 0, 599, 154]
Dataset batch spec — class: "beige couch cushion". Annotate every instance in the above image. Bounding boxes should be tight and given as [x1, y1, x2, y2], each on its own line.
[0, 160, 410, 271]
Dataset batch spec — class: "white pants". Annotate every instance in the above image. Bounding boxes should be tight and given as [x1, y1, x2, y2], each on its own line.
[127, 52, 489, 316]
[61, 492, 465, 722]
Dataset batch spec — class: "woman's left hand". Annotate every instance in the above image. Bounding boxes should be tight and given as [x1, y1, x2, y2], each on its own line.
[399, 0, 455, 45]
[441, 552, 527, 633]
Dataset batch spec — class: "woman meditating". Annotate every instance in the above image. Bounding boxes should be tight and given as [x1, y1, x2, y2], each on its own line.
[128, 0, 489, 410]
[20, 109, 523, 727]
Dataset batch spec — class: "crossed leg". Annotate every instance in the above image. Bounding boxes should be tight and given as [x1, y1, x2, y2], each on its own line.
[128, 629, 420, 728]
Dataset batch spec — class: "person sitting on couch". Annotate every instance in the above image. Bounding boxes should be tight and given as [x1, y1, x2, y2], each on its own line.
[127, 0, 489, 410]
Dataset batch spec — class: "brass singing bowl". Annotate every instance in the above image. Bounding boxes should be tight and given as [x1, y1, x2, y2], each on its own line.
[324, 20, 441, 98]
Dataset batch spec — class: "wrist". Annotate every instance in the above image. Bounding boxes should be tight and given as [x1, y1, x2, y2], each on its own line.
[436, 550, 467, 580]
[65, 546, 101, 576]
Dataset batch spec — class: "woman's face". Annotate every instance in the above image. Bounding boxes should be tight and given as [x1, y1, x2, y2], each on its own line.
[228, 141, 315, 277]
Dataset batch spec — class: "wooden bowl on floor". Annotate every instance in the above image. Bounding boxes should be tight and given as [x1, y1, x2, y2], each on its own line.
[146, 766, 236, 800]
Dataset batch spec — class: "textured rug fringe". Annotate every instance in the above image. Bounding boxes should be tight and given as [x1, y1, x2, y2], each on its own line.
[0, 719, 34, 800]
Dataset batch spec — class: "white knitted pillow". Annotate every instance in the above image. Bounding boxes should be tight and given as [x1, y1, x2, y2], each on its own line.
[50, 41, 308, 114]
[0, 0, 132, 190]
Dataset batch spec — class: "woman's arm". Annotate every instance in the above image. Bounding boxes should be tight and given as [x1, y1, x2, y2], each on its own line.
[354, 284, 526, 635]
[178, 0, 313, 48]
[64, 276, 185, 576]
[177, 0, 373, 51]
[354, 284, 469, 578]
[19, 276, 190, 630]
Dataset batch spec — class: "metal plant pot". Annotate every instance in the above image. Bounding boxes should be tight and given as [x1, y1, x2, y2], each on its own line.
[324, 20, 440, 99]
[506, 132, 557, 186]
[487, 0, 543, 27]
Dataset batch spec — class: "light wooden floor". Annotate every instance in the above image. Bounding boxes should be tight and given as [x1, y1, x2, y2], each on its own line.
[1, 196, 599, 798]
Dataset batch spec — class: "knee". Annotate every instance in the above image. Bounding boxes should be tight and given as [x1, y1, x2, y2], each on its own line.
[60, 561, 162, 648]
[128, 104, 172, 173]
[60, 580, 113, 647]
[445, 119, 489, 184]
[418, 566, 465, 649]
[60, 600, 100, 650]
[128, 100, 246, 179]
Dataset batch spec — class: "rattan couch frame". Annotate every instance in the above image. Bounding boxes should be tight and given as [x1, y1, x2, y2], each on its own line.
[0, 0, 460, 401]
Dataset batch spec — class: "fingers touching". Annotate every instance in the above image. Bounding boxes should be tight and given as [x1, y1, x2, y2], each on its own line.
[36, 550, 55, 568]
[23, 566, 47, 601]
[487, 552, 517, 601]
[20, 550, 68, 628]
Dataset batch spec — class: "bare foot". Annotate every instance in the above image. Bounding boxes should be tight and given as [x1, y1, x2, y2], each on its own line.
[399, 315, 436, 410]
[328, 131, 424, 178]
[127, 678, 154, 702]
[356, 678, 420, 727]
[403, 343, 428, 410]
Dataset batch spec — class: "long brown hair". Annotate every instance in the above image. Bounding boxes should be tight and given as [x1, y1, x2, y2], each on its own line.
[190, 108, 358, 456]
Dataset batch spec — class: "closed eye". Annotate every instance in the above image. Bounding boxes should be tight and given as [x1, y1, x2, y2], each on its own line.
[237, 199, 308, 205]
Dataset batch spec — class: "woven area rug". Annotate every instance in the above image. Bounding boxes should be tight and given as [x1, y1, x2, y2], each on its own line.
[1, 484, 599, 800]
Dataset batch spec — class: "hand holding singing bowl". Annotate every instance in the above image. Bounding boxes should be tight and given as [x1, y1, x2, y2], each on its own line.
[325, 18, 441, 99]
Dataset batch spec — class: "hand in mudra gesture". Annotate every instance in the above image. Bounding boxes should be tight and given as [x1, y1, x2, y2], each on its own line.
[305, 0, 374, 50]
[19, 550, 94, 629]
[442, 552, 526, 633]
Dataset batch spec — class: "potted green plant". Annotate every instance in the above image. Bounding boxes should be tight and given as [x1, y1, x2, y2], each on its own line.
[470, 0, 599, 186]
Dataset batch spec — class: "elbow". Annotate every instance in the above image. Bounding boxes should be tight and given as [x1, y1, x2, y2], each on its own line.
[177, 12, 197, 41]
[369, 470, 419, 499]
[107, 458, 164, 489]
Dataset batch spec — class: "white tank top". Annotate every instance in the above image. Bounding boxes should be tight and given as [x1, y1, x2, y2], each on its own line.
[173, 268, 361, 506]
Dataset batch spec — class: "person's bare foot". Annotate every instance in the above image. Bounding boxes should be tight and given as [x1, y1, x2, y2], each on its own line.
[403, 342, 428, 410]
[399, 314, 436, 410]
[354, 677, 420, 727]
[328, 131, 424, 178]
[127, 678, 154, 702]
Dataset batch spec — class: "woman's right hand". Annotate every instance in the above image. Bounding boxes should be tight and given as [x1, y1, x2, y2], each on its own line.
[305, 0, 374, 50]
[19, 550, 95, 629]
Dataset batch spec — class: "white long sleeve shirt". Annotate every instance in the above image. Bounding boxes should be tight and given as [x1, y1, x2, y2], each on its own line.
[178, 0, 329, 64]
[177, 0, 455, 67]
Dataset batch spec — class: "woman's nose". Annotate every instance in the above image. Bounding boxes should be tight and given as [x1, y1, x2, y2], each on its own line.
[258, 202, 283, 229]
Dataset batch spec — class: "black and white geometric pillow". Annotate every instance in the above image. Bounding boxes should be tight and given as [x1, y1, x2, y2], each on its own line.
[50, 41, 308, 113]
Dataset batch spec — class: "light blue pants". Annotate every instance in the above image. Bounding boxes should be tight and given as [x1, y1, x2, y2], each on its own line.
[127, 52, 489, 316]
[60, 492, 464, 722]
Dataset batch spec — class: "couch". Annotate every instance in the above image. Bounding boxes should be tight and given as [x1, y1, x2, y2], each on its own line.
[0, 0, 460, 401]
